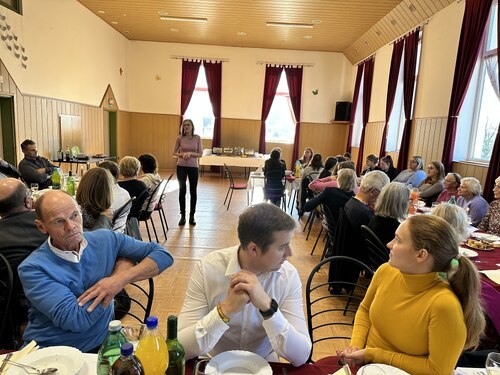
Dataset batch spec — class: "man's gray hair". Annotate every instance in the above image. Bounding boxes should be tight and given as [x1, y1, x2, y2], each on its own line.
[461, 177, 483, 196]
[238, 203, 295, 253]
[374, 182, 409, 220]
[337, 168, 357, 192]
[360, 170, 390, 193]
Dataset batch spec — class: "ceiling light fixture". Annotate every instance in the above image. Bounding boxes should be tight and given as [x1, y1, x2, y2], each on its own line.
[170, 28, 179, 32]
[311, 20, 321, 24]
[160, 16, 207, 23]
[266, 22, 313, 29]
[237, 31, 246, 36]
[304, 35, 312, 40]
[111, 21, 118, 24]
[97, 10, 105, 14]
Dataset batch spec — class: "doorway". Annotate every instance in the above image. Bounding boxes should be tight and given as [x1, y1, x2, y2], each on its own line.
[0, 95, 16, 164]
[103, 110, 117, 158]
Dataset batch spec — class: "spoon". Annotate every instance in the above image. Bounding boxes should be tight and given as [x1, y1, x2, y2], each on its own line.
[3, 359, 58, 374]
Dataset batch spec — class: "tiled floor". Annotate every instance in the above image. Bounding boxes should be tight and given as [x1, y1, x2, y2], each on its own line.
[122, 169, 355, 362]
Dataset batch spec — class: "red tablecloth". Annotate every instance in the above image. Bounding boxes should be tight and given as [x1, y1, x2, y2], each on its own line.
[465, 245, 500, 291]
[186, 357, 358, 374]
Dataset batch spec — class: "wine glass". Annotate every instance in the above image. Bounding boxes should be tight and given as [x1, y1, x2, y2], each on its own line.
[121, 323, 146, 350]
[486, 352, 500, 375]
[194, 359, 218, 375]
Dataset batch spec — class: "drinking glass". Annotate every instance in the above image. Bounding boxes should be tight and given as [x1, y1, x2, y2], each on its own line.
[121, 323, 146, 350]
[30, 183, 39, 193]
[194, 359, 218, 375]
[486, 352, 500, 375]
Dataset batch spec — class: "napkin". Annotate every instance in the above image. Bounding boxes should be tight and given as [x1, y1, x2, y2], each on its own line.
[480, 269, 500, 284]
[0, 341, 38, 374]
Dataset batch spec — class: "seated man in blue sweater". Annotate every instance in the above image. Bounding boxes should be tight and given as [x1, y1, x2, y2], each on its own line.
[18, 190, 174, 352]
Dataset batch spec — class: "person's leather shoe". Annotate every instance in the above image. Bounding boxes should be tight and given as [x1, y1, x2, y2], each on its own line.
[178, 215, 186, 226]
[189, 215, 196, 226]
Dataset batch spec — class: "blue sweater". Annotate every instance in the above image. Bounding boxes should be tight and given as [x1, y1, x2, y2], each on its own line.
[18, 230, 173, 352]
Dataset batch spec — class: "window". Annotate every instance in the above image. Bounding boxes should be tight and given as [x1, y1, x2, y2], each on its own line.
[184, 64, 215, 139]
[265, 72, 296, 143]
[351, 75, 364, 148]
[0, 0, 22, 14]
[467, 2, 499, 162]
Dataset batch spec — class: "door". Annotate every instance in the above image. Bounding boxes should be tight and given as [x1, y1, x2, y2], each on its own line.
[0, 96, 16, 165]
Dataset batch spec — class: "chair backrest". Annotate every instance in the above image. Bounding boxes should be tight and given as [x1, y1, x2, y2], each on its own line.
[141, 180, 165, 217]
[306, 255, 373, 363]
[360, 225, 390, 272]
[157, 174, 174, 208]
[223, 164, 235, 188]
[114, 278, 155, 323]
[0, 253, 14, 347]
[265, 169, 285, 188]
[112, 196, 136, 233]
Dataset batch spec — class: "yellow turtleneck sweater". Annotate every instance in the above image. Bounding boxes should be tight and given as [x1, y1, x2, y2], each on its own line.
[351, 263, 466, 375]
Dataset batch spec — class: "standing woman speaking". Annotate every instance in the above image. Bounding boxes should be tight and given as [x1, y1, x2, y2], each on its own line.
[173, 119, 202, 226]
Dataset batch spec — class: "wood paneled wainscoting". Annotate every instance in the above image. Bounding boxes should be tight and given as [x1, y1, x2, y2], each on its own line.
[452, 161, 489, 188]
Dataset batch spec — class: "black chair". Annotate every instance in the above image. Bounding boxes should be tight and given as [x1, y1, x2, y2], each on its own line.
[264, 169, 287, 210]
[138, 181, 166, 242]
[223, 164, 247, 210]
[360, 225, 390, 272]
[0, 253, 14, 349]
[305, 255, 373, 363]
[114, 278, 155, 323]
[112, 196, 136, 233]
[153, 173, 174, 238]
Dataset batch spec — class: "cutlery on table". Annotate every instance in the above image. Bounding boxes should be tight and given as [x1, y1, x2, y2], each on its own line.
[0, 353, 13, 374]
[2, 359, 57, 374]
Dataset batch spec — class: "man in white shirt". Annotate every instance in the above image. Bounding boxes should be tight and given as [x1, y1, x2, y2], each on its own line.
[178, 203, 312, 366]
[98, 160, 131, 211]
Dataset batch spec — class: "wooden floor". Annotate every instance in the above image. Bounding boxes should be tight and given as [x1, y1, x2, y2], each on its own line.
[122, 169, 355, 362]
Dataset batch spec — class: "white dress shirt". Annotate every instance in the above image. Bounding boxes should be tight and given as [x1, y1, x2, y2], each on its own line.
[111, 183, 131, 211]
[178, 246, 312, 366]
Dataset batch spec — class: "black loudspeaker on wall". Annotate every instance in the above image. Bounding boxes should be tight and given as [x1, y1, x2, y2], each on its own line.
[334, 101, 352, 121]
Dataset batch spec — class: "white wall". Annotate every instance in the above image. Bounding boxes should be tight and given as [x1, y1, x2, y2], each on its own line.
[369, 43, 392, 122]
[127, 42, 353, 122]
[0, 0, 129, 107]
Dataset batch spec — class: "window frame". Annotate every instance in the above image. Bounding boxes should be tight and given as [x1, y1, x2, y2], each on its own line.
[0, 0, 22, 14]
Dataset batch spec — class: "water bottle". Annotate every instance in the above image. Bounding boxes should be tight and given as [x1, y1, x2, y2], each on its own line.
[166, 315, 185, 375]
[51, 167, 62, 189]
[97, 320, 129, 375]
[65, 145, 71, 161]
[111, 343, 144, 375]
[448, 195, 456, 204]
[135, 316, 169, 375]
[66, 171, 75, 196]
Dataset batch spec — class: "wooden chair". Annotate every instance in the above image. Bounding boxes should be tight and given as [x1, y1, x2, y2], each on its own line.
[305, 255, 373, 363]
[264, 169, 287, 210]
[114, 278, 155, 323]
[152, 173, 174, 239]
[223, 164, 247, 210]
[0, 253, 14, 349]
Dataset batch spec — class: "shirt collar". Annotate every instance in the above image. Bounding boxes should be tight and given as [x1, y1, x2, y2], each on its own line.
[48, 236, 88, 263]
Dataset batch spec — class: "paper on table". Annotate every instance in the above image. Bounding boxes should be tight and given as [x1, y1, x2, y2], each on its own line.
[1, 341, 38, 373]
[328, 364, 352, 375]
[480, 269, 500, 284]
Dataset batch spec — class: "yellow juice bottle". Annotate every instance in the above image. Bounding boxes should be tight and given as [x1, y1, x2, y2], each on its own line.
[135, 316, 169, 375]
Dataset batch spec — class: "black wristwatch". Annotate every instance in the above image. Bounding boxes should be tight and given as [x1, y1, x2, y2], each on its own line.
[259, 298, 278, 318]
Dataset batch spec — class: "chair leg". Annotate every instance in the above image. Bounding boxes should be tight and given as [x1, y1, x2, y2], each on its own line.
[227, 189, 234, 210]
[303, 212, 313, 232]
[310, 226, 323, 255]
[306, 213, 315, 240]
[150, 218, 159, 242]
[157, 210, 167, 238]
[161, 207, 169, 231]
[145, 221, 152, 242]
[223, 187, 231, 205]
[289, 190, 297, 214]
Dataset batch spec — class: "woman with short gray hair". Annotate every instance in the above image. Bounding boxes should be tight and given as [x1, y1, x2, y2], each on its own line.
[457, 177, 489, 226]
[431, 203, 469, 241]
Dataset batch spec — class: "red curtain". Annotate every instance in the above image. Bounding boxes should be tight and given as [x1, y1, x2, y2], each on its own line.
[346, 65, 364, 152]
[441, 0, 493, 171]
[180, 60, 201, 126]
[484, 124, 500, 202]
[379, 39, 404, 157]
[204, 61, 222, 148]
[356, 57, 375, 174]
[285, 66, 303, 162]
[259, 66, 283, 154]
[397, 30, 420, 171]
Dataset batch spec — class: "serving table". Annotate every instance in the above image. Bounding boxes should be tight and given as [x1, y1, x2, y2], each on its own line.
[52, 156, 115, 174]
[200, 154, 268, 178]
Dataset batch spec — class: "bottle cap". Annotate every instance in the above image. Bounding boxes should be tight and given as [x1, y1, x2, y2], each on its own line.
[120, 342, 134, 356]
[108, 320, 122, 332]
[145, 316, 158, 329]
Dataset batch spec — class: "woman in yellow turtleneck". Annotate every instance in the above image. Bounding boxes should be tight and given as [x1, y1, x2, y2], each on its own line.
[339, 215, 485, 375]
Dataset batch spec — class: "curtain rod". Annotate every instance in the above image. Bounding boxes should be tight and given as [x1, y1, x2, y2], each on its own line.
[171, 55, 229, 62]
[256, 61, 314, 67]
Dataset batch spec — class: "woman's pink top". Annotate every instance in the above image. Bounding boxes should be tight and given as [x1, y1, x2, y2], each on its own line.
[309, 176, 360, 194]
[435, 189, 459, 204]
[173, 135, 202, 168]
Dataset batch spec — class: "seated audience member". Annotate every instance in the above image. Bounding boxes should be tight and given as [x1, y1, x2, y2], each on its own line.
[18, 139, 55, 189]
[270, 147, 287, 171]
[18, 190, 173, 352]
[118, 156, 149, 218]
[335, 156, 347, 164]
[431, 203, 469, 242]
[178, 203, 311, 366]
[479, 176, 500, 235]
[457, 177, 489, 227]
[379, 155, 398, 181]
[436, 172, 461, 204]
[138, 153, 162, 190]
[393, 155, 426, 187]
[309, 161, 356, 193]
[417, 161, 445, 206]
[303, 168, 357, 227]
[0, 156, 21, 179]
[360, 154, 381, 176]
[297, 153, 323, 216]
[76, 168, 114, 230]
[339, 215, 484, 375]
[98, 161, 131, 212]
[343, 152, 352, 161]
[263, 149, 285, 206]
[317, 156, 338, 179]
[295, 147, 313, 168]
[368, 182, 409, 247]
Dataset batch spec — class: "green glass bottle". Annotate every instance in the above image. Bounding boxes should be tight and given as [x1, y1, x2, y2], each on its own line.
[166, 315, 185, 375]
[51, 167, 61, 189]
[97, 320, 129, 375]
[66, 170, 75, 196]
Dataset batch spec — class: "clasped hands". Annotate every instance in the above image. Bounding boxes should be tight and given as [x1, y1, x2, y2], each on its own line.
[181, 152, 192, 159]
[219, 270, 272, 318]
[336, 346, 366, 367]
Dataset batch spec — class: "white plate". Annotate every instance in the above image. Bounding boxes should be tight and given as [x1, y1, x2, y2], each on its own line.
[6, 346, 84, 375]
[207, 350, 272, 375]
[471, 232, 500, 242]
[358, 363, 410, 374]
[459, 246, 479, 258]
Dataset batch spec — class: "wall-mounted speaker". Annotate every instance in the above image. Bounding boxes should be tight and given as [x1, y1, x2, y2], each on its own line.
[334, 101, 352, 122]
